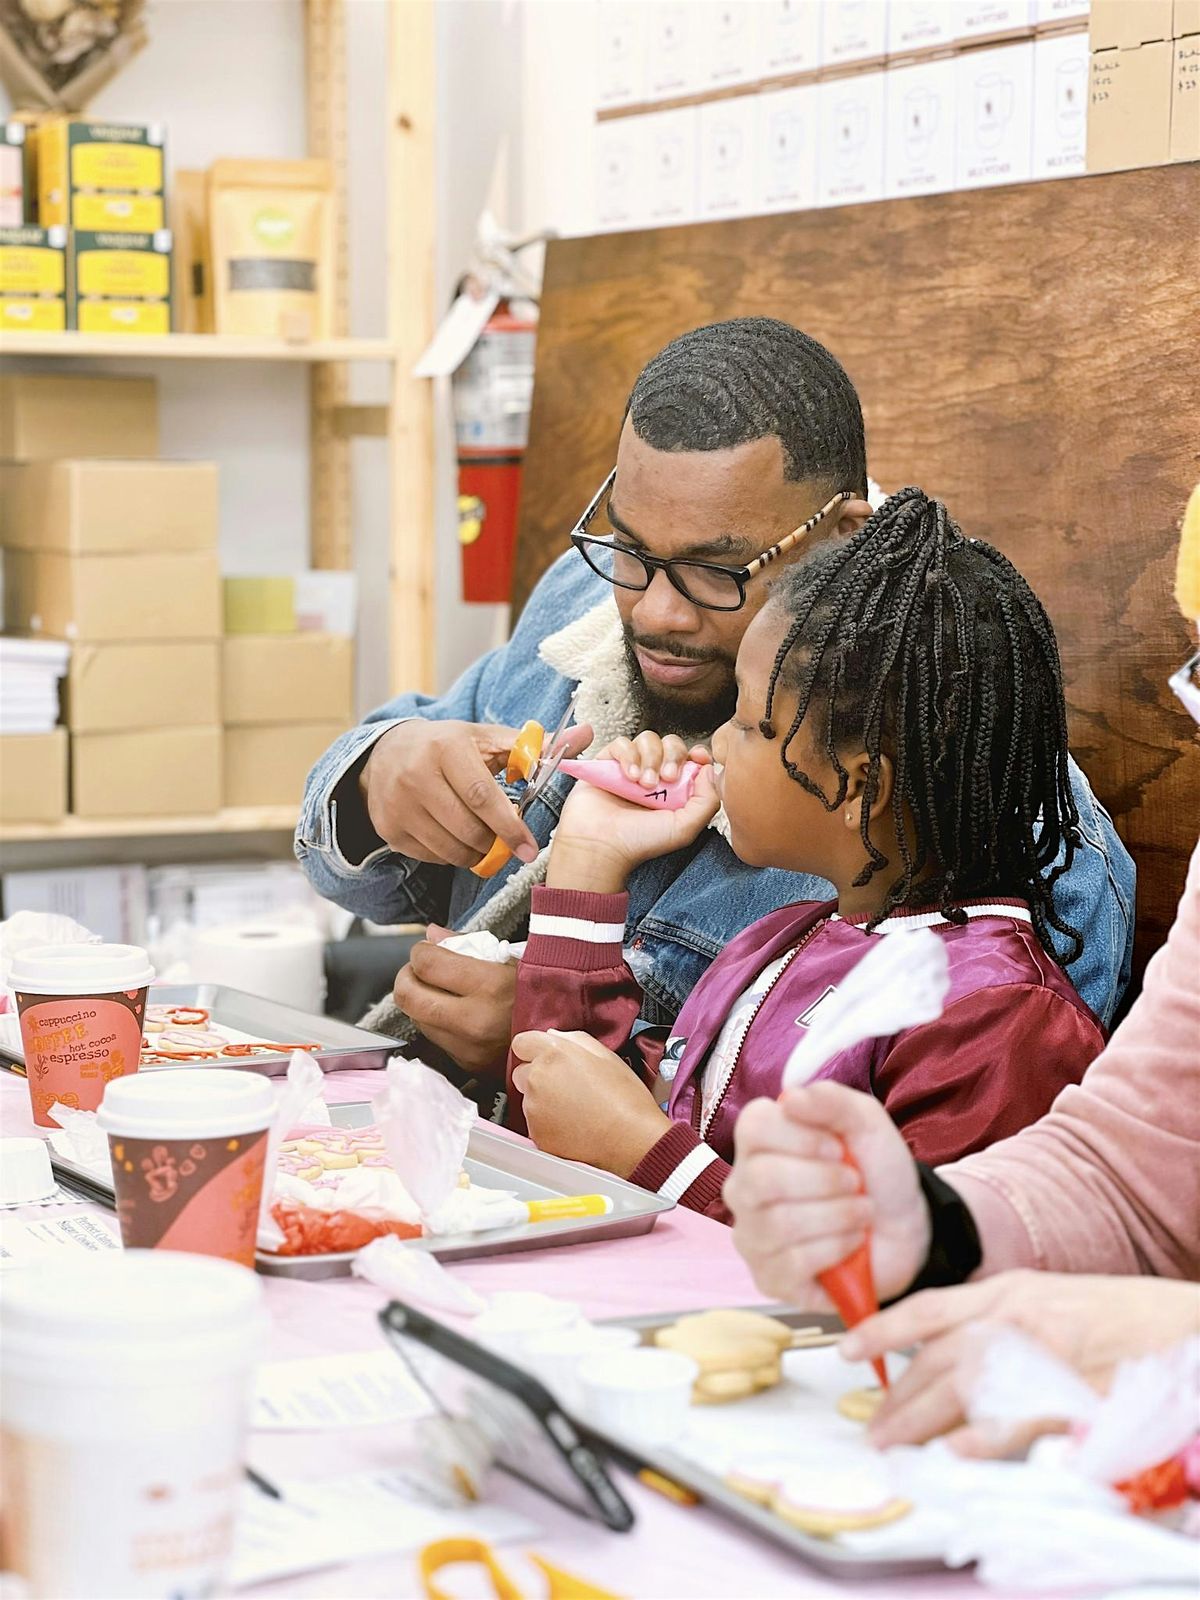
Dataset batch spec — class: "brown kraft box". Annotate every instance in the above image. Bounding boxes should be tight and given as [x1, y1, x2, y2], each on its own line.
[1087, 42, 1174, 170]
[0, 461, 218, 555]
[66, 642, 221, 733]
[4, 550, 220, 642]
[0, 374, 157, 460]
[1171, 36, 1200, 157]
[221, 634, 353, 725]
[1090, 0, 1173, 47]
[72, 726, 221, 818]
[223, 721, 343, 808]
[0, 728, 67, 823]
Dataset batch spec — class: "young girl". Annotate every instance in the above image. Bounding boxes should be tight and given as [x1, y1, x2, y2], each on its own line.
[507, 488, 1106, 1220]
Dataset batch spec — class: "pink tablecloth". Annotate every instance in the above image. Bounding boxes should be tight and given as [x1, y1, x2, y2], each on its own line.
[0, 1067, 993, 1600]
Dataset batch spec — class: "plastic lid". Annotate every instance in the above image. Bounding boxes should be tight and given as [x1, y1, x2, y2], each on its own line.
[9, 942, 155, 996]
[2, 1250, 261, 1343]
[97, 1067, 275, 1140]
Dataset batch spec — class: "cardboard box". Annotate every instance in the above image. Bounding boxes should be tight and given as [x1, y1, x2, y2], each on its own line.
[0, 223, 66, 333]
[1035, 0, 1090, 28]
[889, 2, 964, 56]
[66, 642, 221, 733]
[70, 229, 172, 335]
[1088, 42, 1173, 169]
[956, 41, 1035, 188]
[1, 122, 25, 228]
[644, 108, 700, 226]
[1177, 0, 1200, 37]
[699, 0, 761, 88]
[817, 69, 887, 207]
[1090, 0, 1173, 48]
[222, 576, 296, 634]
[0, 374, 157, 461]
[36, 119, 166, 232]
[958, 0, 1036, 42]
[222, 634, 354, 726]
[643, 1, 702, 101]
[172, 169, 213, 335]
[4, 550, 221, 642]
[760, 0, 820, 77]
[698, 96, 759, 218]
[223, 722, 343, 809]
[1033, 29, 1090, 176]
[1172, 35, 1200, 156]
[595, 2, 646, 109]
[0, 461, 218, 555]
[821, 0, 889, 67]
[594, 116, 650, 233]
[0, 727, 66, 823]
[885, 56, 958, 197]
[72, 726, 221, 819]
[757, 85, 820, 212]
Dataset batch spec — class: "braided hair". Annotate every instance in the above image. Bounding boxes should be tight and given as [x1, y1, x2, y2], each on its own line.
[626, 318, 868, 498]
[761, 486, 1083, 965]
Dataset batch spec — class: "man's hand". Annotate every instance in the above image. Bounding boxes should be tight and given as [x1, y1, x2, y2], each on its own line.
[392, 932, 516, 1076]
[724, 1082, 931, 1309]
[510, 1029, 670, 1177]
[844, 1274, 1200, 1453]
[362, 719, 592, 869]
[548, 734, 719, 894]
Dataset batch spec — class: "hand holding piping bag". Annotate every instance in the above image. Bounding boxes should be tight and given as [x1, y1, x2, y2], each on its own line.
[780, 929, 952, 1383]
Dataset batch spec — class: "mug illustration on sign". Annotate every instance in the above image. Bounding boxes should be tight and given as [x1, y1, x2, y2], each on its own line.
[709, 123, 744, 173]
[835, 101, 868, 163]
[975, 72, 1015, 149]
[903, 87, 940, 154]
[1055, 58, 1086, 140]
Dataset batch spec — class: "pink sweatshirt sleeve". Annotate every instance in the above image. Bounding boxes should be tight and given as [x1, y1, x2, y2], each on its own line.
[942, 839, 1200, 1279]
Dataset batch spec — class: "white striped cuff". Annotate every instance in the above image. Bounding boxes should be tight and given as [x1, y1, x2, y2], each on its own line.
[657, 1143, 720, 1203]
[527, 913, 626, 944]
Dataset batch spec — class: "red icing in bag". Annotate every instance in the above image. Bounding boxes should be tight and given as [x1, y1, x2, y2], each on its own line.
[817, 1140, 888, 1389]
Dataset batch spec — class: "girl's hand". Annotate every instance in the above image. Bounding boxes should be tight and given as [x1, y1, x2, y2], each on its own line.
[548, 735, 718, 893]
[724, 1082, 931, 1310]
[510, 1029, 670, 1177]
[845, 1274, 1200, 1453]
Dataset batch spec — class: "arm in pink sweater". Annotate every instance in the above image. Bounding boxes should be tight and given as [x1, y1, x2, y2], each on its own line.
[942, 839, 1200, 1279]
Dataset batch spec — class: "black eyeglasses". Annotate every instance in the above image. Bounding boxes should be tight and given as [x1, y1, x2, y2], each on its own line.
[569, 468, 852, 613]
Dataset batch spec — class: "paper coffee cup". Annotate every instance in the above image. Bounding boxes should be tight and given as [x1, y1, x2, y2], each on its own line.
[98, 1069, 275, 1268]
[1, 1250, 264, 1599]
[11, 943, 154, 1128]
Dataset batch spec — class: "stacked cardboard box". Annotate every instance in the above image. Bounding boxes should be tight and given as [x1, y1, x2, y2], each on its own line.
[1087, 0, 1198, 168]
[221, 633, 352, 809]
[0, 373, 221, 819]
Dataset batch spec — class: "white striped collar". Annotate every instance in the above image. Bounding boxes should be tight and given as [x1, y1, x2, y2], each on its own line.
[830, 901, 1034, 934]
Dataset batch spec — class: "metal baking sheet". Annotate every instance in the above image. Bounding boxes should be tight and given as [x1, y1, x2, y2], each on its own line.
[587, 1305, 948, 1581]
[0, 983, 396, 1078]
[45, 1101, 674, 1275]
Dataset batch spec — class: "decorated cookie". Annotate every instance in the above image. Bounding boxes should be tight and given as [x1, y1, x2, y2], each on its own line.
[654, 1309, 794, 1404]
[837, 1385, 886, 1424]
[770, 1464, 912, 1538]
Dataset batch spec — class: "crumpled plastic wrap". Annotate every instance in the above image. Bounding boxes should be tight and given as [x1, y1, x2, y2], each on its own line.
[438, 930, 526, 964]
[45, 1101, 111, 1180]
[256, 1051, 328, 1250]
[352, 1235, 487, 1316]
[1, 911, 100, 1014]
[890, 1328, 1200, 1592]
[783, 926, 951, 1087]
[371, 1054, 477, 1217]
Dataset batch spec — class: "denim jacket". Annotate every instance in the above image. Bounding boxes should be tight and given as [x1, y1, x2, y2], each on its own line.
[296, 552, 1136, 1027]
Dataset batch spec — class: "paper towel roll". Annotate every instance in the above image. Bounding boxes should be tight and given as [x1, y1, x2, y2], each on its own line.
[190, 921, 326, 1012]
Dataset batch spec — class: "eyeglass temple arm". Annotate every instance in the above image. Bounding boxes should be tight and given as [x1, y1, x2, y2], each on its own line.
[574, 467, 618, 535]
[743, 491, 853, 580]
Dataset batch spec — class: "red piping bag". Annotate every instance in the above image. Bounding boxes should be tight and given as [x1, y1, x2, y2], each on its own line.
[816, 1139, 888, 1389]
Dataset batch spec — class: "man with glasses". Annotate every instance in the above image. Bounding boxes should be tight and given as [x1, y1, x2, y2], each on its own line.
[296, 318, 1134, 1097]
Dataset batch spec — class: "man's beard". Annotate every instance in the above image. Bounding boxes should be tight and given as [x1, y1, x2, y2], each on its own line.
[622, 633, 738, 740]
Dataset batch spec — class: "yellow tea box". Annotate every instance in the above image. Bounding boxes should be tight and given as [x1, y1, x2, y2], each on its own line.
[69, 229, 172, 335]
[37, 119, 166, 233]
[0, 224, 66, 332]
[209, 158, 333, 340]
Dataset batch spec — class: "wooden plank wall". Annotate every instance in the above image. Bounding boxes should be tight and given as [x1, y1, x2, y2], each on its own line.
[514, 163, 1200, 980]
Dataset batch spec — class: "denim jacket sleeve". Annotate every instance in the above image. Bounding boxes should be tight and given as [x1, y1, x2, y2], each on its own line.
[1056, 757, 1135, 1027]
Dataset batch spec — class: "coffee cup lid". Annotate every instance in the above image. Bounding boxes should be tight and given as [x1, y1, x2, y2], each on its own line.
[97, 1067, 275, 1139]
[10, 942, 155, 997]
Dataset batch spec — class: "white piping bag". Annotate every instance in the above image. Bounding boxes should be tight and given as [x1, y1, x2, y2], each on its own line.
[782, 926, 951, 1087]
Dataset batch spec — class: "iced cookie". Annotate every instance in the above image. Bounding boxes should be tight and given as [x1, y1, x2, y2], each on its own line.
[654, 1309, 793, 1404]
[770, 1465, 912, 1538]
[837, 1386, 886, 1424]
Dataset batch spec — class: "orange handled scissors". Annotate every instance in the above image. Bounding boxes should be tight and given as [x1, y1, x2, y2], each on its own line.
[471, 688, 580, 880]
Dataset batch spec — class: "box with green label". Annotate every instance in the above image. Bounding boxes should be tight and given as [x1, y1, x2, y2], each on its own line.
[68, 229, 172, 334]
[36, 119, 166, 234]
[0, 225, 66, 334]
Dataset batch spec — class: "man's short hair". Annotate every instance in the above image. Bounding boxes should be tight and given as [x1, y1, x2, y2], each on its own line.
[626, 317, 868, 499]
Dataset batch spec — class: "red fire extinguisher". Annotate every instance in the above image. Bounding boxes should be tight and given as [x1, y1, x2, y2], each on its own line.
[453, 301, 538, 604]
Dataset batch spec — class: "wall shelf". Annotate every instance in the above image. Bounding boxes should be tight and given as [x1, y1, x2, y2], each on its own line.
[0, 332, 398, 363]
[0, 807, 298, 844]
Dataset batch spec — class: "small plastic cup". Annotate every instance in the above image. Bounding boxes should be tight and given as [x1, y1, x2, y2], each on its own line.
[97, 1069, 275, 1268]
[472, 1292, 583, 1364]
[522, 1324, 641, 1412]
[12, 943, 154, 1127]
[577, 1347, 700, 1445]
[1, 1250, 265, 1599]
